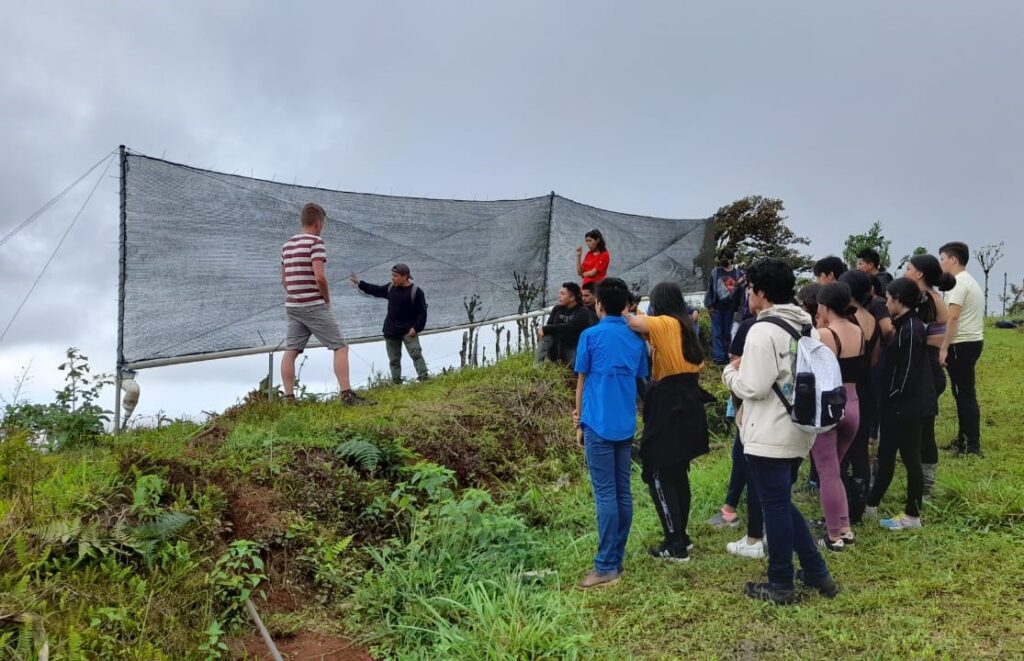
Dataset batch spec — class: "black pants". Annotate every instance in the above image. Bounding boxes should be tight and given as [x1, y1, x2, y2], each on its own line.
[946, 341, 983, 450]
[868, 417, 925, 517]
[747, 458, 801, 539]
[724, 431, 746, 508]
[648, 465, 691, 549]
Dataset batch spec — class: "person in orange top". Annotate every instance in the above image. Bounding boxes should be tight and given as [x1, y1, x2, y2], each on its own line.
[626, 281, 710, 562]
[576, 229, 610, 285]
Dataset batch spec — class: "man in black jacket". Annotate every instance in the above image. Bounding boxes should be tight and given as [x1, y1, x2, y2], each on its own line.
[536, 282, 591, 367]
[349, 264, 429, 383]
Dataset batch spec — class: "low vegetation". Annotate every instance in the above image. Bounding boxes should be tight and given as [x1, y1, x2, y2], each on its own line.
[1, 328, 1021, 659]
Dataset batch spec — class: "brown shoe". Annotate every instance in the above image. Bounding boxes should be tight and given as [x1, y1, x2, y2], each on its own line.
[577, 570, 620, 589]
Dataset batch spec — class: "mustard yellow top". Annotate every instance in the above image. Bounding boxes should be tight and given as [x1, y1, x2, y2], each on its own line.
[646, 315, 703, 381]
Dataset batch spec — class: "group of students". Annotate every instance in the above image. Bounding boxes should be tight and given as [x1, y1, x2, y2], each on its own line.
[570, 236, 987, 604]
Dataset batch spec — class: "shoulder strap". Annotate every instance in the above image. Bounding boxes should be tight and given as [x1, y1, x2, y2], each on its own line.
[755, 316, 804, 415]
[756, 316, 805, 341]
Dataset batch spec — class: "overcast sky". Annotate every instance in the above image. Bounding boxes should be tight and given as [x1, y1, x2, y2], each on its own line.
[1, 2, 1022, 425]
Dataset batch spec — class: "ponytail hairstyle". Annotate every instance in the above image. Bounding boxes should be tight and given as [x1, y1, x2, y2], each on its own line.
[585, 229, 607, 253]
[887, 277, 921, 311]
[838, 270, 873, 308]
[797, 283, 821, 319]
[817, 282, 854, 317]
[908, 254, 955, 324]
[648, 281, 705, 366]
[910, 254, 956, 292]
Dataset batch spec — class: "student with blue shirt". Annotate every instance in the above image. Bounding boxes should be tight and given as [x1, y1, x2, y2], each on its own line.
[573, 278, 650, 589]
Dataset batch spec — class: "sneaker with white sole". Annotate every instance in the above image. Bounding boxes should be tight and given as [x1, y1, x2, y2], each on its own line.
[648, 543, 690, 563]
[726, 536, 766, 559]
[707, 509, 741, 528]
[880, 514, 922, 530]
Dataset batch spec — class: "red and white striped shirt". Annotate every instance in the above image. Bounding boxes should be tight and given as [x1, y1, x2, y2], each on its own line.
[281, 233, 327, 307]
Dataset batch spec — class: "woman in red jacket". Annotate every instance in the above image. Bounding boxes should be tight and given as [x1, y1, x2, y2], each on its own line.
[576, 229, 610, 285]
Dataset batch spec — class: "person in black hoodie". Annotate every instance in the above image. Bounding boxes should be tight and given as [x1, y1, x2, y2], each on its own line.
[350, 264, 429, 383]
[536, 282, 591, 367]
[866, 278, 937, 530]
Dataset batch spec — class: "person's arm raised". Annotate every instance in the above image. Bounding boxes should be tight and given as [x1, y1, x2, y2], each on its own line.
[625, 312, 651, 335]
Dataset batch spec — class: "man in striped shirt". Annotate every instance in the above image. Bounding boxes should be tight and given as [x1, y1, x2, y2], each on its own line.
[280, 203, 372, 405]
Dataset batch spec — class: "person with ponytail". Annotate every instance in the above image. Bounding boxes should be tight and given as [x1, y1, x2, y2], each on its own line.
[837, 271, 880, 525]
[626, 281, 711, 562]
[810, 282, 864, 551]
[904, 254, 956, 497]
[866, 278, 937, 530]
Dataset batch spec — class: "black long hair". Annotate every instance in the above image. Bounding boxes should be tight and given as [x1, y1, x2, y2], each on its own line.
[908, 254, 956, 325]
[838, 270, 873, 308]
[585, 229, 607, 253]
[648, 281, 705, 366]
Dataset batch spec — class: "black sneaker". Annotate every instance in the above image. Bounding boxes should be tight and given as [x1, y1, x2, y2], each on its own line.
[944, 435, 967, 454]
[817, 535, 845, 552]
[795, 570, 840, 598]
[648, 543, 690, 563]
[341, 390, 375, 406]
[744, 582, 802, 605]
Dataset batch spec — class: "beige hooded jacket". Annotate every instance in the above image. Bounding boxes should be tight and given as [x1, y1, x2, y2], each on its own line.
[722, 303, 817, 459]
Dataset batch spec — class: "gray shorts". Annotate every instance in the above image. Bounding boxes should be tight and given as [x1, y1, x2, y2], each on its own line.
[285, 304, 347, 352]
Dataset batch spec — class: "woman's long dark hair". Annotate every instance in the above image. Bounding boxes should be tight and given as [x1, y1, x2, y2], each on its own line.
[585, 229, 607, 253]
[648, 281, 705, 365]
[907, 254, 955, 325]
[838, 270, 873, 308]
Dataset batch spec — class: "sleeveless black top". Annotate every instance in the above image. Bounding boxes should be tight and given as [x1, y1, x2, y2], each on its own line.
[826, 326, 866, 384]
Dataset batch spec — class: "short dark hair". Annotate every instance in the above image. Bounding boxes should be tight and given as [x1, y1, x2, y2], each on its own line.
[812, 256, 848, 279]
[745, 258, 796, 305]
[596, 277, 629, 316]
[856, 248, 881, 268]
[391, 263, 411, 277]
[301, 202, 326, 226]
[939, 241, 970, 267]
[581, 281, 597, 294]
[561, 281, 582, 304]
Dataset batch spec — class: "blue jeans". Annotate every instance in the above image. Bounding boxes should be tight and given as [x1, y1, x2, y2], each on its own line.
[711, 308, 733, 363]
[584, 427, 633, 573]
[745, 454, 831, 590]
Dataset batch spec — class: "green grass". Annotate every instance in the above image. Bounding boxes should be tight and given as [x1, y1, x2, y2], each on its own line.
[0, 329, 1021, 659]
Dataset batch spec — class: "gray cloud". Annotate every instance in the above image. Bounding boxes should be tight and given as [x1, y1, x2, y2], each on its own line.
[2, 1, 1021, 419]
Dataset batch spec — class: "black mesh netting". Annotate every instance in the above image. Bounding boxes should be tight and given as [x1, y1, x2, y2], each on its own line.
[121, 153, 713, 366]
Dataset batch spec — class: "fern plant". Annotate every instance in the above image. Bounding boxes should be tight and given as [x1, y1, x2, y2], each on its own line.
[335, 439, 384, 473]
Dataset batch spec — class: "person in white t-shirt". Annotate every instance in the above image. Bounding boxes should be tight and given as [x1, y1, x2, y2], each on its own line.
[938, 241, 985, 456]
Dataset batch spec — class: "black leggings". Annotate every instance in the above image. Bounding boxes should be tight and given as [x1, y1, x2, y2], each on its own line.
[868, 417, 925, 517]
[648, 464, 691, 549]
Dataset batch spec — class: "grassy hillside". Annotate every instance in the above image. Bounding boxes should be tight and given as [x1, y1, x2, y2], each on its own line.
[0, 328, 1022, 659]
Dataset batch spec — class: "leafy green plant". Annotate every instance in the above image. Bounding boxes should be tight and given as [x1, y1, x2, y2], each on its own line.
[198, 620, 228, 660]
[1, 347, 112, 449]
[336, 438, 384, 473]
[209, 540, 267, 622]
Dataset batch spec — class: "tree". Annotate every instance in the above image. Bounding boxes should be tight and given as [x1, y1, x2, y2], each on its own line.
[975, 242, 1005, 318]
[896, 246, 928, 272]
[843, 221, 892, 271]
[710, 196, 813, 272]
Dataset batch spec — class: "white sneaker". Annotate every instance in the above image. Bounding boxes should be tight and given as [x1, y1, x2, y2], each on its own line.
[726, 536, 766, 559]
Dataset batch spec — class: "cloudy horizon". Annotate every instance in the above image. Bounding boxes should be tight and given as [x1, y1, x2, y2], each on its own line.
[2, 1, 1021, 424]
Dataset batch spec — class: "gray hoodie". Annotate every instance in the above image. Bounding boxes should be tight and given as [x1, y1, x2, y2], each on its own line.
[722, 303, 817, 459]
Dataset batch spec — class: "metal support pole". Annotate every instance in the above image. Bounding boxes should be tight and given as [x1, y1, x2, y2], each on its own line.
[113, 370, 122, 435]
[115, 145, 128, 435]
[267, 353, 274, 401]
